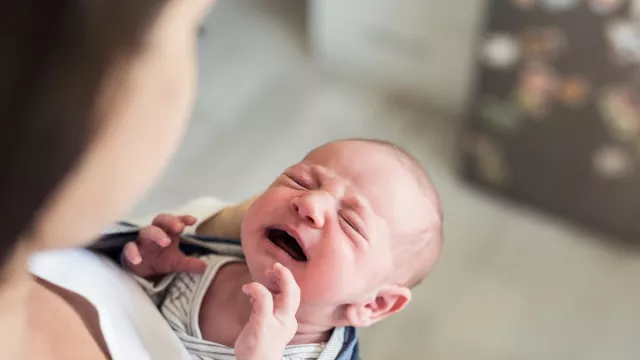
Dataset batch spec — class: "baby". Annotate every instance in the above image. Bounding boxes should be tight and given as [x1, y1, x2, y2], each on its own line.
[122, 138, 443, 360]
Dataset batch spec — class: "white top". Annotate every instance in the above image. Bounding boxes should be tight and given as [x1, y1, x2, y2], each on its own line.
[136, 254, 342, 360]
[29, 248, 192, 360]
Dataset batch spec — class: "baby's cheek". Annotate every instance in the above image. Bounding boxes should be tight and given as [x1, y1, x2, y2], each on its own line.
[298, 263, 351, 303]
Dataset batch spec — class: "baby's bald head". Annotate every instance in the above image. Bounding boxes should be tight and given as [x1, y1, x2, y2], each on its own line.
[313, 138, 443, 288]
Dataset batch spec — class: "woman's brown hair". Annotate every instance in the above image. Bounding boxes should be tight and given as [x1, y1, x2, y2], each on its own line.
[0, 0, 170, 270]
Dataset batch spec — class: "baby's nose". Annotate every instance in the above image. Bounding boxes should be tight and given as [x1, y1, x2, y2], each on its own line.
[290, 192, 329, 228]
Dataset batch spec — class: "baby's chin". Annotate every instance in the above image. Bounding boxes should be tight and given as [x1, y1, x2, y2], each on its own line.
[241, 248, 274, 287]
[248, 268, 280, 294]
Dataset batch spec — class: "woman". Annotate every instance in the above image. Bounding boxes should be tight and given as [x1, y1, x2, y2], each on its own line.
[0, 1, 215, 358]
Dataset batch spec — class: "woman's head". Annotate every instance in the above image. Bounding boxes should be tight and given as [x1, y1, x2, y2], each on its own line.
[0, 0, 213, 270]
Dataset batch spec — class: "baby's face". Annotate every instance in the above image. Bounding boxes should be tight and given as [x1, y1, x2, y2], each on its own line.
[241, 141, 425, 325]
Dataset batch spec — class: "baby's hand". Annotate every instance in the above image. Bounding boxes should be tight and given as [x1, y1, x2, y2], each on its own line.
[123, 214, 207, 278]
[234, 263, 300, 360]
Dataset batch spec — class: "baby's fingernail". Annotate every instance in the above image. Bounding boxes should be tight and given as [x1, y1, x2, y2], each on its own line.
[131, 257, 141, 265]
[241, 285, 249, 295]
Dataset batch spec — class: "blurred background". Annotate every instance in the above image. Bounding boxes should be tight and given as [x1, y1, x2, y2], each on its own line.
[133, 0, 640, 359]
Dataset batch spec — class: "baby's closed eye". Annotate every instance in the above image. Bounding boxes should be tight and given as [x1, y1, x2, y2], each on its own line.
[339, 211, 364, 236]
[285, 173, 316, 190]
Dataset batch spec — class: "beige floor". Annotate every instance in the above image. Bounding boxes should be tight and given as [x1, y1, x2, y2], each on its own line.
[133, 1, 640, 359]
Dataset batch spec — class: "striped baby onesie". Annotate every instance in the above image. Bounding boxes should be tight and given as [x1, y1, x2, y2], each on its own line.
[135, 254, 346, 360]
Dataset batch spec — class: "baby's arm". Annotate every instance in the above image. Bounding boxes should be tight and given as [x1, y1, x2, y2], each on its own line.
[195, 196, 257, 238]
[126, 196, 257, 239]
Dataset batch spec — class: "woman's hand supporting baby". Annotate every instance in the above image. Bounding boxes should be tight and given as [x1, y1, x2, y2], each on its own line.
[123, 213, 300, 360]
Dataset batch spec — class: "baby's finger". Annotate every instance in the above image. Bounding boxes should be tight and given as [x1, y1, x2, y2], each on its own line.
[138, 225, 171, 248]
[172, 255, 207, 274]
[177, 215, 197, 226]
[152, 213, 185, 234]
[123, 242, 142, 266]
[242, 282, 274, 319]
[161, 251, 201, 274]
[273, 263, 300, 319]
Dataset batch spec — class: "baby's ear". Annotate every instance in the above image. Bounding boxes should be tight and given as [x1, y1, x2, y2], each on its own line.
[345, 285, 411, 327]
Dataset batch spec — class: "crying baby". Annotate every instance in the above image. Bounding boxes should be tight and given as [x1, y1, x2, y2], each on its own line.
[122, 138, 443, 360]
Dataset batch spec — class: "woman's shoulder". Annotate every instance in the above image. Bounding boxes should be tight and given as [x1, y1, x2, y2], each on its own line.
[30, 249, 191, 360]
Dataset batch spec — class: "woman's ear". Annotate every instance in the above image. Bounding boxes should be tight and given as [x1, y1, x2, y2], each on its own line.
[345, 285, 411, 327]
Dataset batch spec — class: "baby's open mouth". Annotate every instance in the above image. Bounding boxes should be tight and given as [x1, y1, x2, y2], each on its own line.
[266, 228, 307, 262]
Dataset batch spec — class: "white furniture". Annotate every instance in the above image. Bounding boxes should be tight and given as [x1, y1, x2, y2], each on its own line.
[309, 0, 488, 115]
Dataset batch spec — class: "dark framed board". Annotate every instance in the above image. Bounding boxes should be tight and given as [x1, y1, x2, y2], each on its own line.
[460, 0, 640, 245]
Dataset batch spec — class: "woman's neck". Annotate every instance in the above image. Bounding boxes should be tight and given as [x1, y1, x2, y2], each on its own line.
[0, 245, 33, 360]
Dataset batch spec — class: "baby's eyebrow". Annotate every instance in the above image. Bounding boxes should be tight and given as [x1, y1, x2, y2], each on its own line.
[302, 162, 326, 181]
